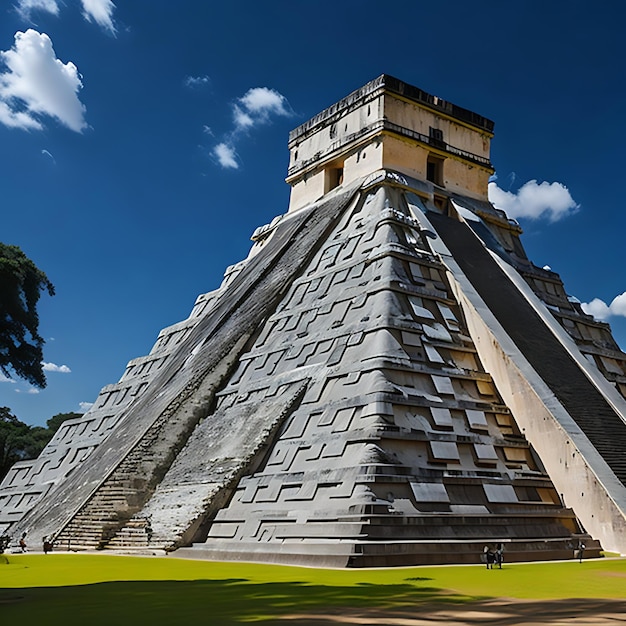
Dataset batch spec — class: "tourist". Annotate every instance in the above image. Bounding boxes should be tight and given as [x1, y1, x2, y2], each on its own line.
[576, 541, 585, 563]
[43, 536, 53, 554]
[483, 545, 495, 569]
[495, 543, 504, 568]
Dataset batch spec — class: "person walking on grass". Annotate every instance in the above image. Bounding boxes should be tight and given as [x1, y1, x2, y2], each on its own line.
[483, 545, 495, 569]
[43, 536, 53, 554]
[576, 541, 585, 563]
[495, 543, 504, 569]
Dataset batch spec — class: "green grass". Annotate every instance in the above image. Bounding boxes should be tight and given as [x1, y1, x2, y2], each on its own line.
[1, 553, 625, 624]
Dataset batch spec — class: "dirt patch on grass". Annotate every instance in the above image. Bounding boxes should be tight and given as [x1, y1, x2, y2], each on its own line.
[279, 597, 626, 624]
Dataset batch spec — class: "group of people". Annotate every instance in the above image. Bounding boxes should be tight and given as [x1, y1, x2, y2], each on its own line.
[483, 543, 504, 569]
[7, 532, 54, 554]
[483, 541, 587, 567]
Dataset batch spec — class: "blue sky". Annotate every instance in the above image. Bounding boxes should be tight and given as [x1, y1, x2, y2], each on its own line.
[1, 1, 625, 426]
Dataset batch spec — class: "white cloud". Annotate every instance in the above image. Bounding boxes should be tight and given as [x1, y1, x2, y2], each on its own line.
[41, 148, 55, 163]
[80, 0, 116, 34]
[16, 387, 40, 394]
[0, 99, 42, 129]
[0, 29, 87, 132]
[79, 401, 94, 412]
[16, 0, 116, 34]
[213, 143, 238, 169]
[239, 87, 290, 115]
[0, 372, 17, 384]
[233, 87, 291, 131]
[233, 105, 254, 130]
[488, 179, 579, 222]
[184, 75, 210, 89]
[209, 86, 292, 169]
[15, 0, 59, 19]
[582, 292, 626, 321]
[42, 362, 71, 373]
[611, 293, 626, 317]
[581, 298, 611, 321]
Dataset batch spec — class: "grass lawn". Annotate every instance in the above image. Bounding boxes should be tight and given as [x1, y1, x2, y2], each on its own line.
[1, 553, 626, 624]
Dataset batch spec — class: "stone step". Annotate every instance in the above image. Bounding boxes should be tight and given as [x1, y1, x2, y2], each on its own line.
[177, 536, 602, 568]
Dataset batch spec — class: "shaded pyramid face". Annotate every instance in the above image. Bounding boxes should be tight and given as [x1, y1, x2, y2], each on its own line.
[101, 180, 588, 567]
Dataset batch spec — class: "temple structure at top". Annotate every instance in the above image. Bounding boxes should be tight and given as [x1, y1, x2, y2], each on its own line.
[286, 74, 494, 210]
[2, 75, 626, 567]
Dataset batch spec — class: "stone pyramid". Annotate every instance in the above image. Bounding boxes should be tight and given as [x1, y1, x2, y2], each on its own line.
[2, 75, 626, 566]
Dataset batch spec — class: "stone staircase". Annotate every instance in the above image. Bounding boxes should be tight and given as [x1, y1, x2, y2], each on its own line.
[107, 517, 153, 551]
[53, 483, 139, 550]
[51, 417, 178, 550]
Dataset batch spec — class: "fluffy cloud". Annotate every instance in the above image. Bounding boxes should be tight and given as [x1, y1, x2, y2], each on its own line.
[15, 0, 59, 18]
[15, 0, 116, 33]
[582, 293, 626, 321]
[16, 387, 40, 394]
[233, 87, 291, 131]
[213, 143, 238, 169]
[488, 179, 579, 222]
[210, 86, 292, 169]
[80, 0, 116, 34]
[0, 29, 87, 132]
[0, 372, 17, 384]
[233, 106, 254, 130]
[79, 401, 94, 412]
[0, 100, 40, 129]
[42, 361, 71, 373]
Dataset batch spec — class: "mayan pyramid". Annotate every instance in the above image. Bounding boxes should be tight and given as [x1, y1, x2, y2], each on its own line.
[2, 75, 626, 566]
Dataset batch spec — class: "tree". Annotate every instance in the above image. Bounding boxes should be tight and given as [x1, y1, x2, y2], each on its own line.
[0, 409, 83, 482]
[0, 407, 30, 480]
[0, 243, 55, 388]
[46, 411, 82, 435]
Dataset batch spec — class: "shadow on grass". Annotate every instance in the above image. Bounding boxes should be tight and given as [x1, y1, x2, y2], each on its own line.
[0, 577, 474, 625]
[3, 577, 626, 624]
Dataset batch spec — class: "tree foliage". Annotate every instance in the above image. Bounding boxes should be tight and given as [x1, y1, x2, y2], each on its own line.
[0, 407, 29, 481]
[0, 408, 81, 482]
[0, 243, 55, 388]
[45, 411, 82, 434]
